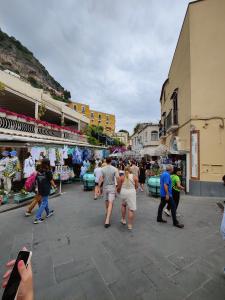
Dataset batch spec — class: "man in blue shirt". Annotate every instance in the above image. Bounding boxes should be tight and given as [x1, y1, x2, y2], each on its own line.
[157, 165, 184, 228]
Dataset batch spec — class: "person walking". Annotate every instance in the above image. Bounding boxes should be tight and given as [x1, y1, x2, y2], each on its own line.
[130, 161, 139, 179]
[164, 167, 185, 217]
[117, 166, 138, 230]
[33, 159, 56, 224]
[157, 165, 184, 228]
[99, 157, 120, 228]
[139, 163, 146, 192]
[94, 162, 103, 200]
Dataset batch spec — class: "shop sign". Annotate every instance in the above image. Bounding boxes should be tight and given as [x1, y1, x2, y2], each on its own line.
[191, 131, 200, 179]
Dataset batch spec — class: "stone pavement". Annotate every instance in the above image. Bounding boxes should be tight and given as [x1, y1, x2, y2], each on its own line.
[0, 183, 224, 300]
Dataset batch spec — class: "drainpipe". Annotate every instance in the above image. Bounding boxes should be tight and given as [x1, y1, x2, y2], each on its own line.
[61, 112, 64, 138]
[34, 100, 38, 134]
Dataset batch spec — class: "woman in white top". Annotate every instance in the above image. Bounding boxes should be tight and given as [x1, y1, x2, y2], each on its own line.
[117, 166, 138, 230]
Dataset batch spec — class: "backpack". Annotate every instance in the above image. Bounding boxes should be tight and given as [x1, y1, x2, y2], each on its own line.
[25, 172, 37, 192]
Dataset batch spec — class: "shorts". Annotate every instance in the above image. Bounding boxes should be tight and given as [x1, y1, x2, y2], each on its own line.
[103, 185, 116, 202]
[120, 188, 136, 211]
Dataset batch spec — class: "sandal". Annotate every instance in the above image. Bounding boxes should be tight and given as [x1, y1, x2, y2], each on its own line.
[120, 219, 126, 225]
[128, 225, 133, 230]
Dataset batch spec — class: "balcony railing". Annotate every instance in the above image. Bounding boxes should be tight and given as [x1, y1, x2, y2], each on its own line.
[159, 127, 166, 138]
[0, 116, 87, 143]
[165, 110, 178, 132]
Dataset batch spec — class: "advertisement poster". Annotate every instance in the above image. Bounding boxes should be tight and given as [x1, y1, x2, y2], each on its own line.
[191, 132, 199, 179]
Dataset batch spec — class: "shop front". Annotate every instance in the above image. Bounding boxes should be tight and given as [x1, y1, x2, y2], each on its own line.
[0, 140, 108, 204]
[159, 136, 190, 193]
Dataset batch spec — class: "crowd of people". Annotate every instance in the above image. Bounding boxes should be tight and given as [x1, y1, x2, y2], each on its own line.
[93, 157, 184, 230]
[2, 156, 225, 298]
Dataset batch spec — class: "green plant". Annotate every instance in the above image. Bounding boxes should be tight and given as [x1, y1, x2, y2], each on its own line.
[0, 189, 6, 195]
[87, 136, 100, 145]
[0, 81, 5, 95]
[20, 188, 29, 195]
[38, 102, 46, 118]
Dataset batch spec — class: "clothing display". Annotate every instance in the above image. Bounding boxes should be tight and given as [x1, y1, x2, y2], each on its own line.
[72, 147, 83, 164]
[23, 156, 35, 178]
[49, 148, 56, 167]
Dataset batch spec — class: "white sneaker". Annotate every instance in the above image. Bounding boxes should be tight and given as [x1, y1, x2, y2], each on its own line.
[164, 209, 171, 217]
[25, 212, 32, 217]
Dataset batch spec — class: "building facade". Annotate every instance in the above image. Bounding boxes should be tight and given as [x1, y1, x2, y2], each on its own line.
[114, 131, 129, 147]
[68, 102, 115, 136]
[0, 70, 91, 147]
[131, 123, 160, 155]
[159, 0, 225, 196]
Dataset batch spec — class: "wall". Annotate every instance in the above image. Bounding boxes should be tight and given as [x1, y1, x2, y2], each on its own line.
[161, 10, 191, 152]
[190, 0, 225, 182]
[68, 102, 115, 136]
[89, 110, 115, 136]
[131, 125, 159, 151]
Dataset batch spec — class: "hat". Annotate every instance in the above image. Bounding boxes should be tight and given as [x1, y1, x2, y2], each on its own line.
[10, 150, 17, 157]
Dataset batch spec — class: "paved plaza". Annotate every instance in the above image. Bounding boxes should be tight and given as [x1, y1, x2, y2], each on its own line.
[0, 183, 224, 300]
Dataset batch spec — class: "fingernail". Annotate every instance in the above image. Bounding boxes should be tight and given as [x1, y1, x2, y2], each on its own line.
[18, 260, 23, 268]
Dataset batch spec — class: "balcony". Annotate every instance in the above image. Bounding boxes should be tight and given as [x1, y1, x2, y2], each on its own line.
[0, 112, 87, 145]
[165, 109, 179, 133]
[159, 127, 166, 139]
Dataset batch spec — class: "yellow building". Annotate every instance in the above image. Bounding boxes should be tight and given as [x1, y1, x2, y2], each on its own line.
[159, 0, 225, 197]
[68, 102, 116, 136]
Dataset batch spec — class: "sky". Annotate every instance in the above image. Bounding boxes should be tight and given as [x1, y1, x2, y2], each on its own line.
[0, 0, 190, 134]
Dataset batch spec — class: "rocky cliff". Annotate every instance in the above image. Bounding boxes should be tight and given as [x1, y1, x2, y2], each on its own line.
[0, 28, 70, 101]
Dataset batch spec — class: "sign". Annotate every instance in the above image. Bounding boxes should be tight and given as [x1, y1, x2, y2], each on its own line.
[191, 131, 199, 179]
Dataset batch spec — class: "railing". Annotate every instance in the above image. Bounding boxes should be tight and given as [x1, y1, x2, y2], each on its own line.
[159, 127, 166, 138]
[165, 110, 178, 132]
[165, 110, 172, 131]
[0, 116, 87, 143]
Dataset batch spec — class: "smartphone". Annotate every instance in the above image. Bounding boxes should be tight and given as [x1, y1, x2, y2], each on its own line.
[2, 250, 32, 300]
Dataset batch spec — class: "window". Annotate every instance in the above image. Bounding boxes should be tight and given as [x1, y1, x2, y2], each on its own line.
[106, 115, 109, 124]
[82, 106, 85, 114]
[163, 90, 166, 103]
[145, 132, 147, 142]
[98, 114, 101, 120]
[91, 112, 94, 119]
[74, 105, 77, 111]
[151, 131, 158, 141]
[171, 88, 178, 125]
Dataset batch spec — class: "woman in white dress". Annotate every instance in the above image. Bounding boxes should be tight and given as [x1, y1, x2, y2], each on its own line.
[117, 166, 138, 230]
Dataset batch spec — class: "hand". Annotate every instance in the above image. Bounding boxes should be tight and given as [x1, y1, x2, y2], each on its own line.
[2, 248, 34, 300]
[165, 194, 169, 201]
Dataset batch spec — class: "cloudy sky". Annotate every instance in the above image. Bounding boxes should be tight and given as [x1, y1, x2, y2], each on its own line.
[0, 0, 190, 133]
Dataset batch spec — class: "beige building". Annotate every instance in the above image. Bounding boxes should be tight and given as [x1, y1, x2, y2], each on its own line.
[131, 123, 160, 155]
[0, 69, 93, 147]
[159, 0, 225, 196]
[114, 131, 129, 147]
